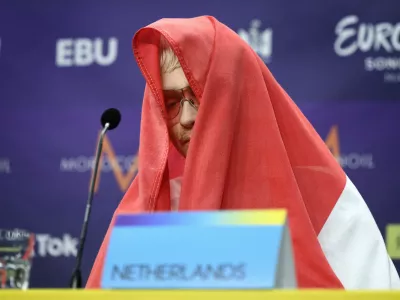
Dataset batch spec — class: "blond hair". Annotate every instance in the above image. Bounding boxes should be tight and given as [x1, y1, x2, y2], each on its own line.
[159, 35, 181, 74]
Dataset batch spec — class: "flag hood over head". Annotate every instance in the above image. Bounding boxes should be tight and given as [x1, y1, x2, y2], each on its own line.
[86, 15, 346, 288]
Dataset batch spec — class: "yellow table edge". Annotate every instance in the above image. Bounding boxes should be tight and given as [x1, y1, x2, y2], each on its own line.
[1, 289, 400, 300]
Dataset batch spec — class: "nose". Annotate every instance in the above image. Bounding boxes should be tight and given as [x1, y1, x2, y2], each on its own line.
[179, 101, 197, 128]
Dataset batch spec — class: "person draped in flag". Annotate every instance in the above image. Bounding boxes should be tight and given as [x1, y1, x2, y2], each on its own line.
[86, 16, 400, 289]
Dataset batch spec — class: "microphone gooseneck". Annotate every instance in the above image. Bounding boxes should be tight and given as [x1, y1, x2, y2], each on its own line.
[69, 108, 121, 288]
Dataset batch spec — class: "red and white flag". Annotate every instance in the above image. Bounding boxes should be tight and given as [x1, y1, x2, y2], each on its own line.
[86, 16, 400, 289]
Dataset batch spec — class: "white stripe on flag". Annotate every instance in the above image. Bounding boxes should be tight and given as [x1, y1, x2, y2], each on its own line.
[318, 176, 400, 289]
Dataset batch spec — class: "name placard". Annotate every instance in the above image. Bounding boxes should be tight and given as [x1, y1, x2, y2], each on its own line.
[101, 209, 297, 289]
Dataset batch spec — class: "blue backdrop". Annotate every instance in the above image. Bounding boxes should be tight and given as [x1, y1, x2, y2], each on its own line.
[1, 0, 399, 288]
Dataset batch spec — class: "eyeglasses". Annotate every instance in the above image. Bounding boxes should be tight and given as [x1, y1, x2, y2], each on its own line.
[163, 86, 199, 120]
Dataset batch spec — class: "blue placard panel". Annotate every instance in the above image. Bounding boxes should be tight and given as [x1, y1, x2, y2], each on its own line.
[101, 210, 290, 289]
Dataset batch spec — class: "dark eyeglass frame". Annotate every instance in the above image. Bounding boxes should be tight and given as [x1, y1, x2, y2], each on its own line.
[164, 86, 199, 120]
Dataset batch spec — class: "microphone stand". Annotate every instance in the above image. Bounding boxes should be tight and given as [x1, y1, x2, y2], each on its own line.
[69, 122, 110, 288]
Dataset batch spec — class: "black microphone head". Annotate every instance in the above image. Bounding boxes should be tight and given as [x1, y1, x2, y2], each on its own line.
[101, 108, 121, 130]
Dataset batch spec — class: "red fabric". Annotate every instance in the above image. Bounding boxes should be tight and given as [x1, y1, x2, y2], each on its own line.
[86, 16, 346, 289]
[168, 144, 185, 179]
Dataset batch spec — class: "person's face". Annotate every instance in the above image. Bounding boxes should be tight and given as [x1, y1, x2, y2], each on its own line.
[162, 67, 199, 157]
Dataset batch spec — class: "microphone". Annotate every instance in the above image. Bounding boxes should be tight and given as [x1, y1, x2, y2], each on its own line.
[69, 108, 121, 288]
